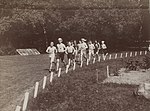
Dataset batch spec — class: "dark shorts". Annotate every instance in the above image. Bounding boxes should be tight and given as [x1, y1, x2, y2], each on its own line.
[103, 49, 107, 55]
[56, 52, 65, 61]
[67, 53, 74, 60]
[100, 49, 107, 55]
[94, 48, 99, 54]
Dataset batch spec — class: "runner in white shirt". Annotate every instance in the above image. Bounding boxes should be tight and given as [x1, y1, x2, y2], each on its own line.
[72, 40, 78, 61]
[94, 40, 101, 60]
[80, 38, 88, 62]
[56, 38, 66, 71]
[101, 41, 108, 60]
[148, 44, 150, 52]
[46, 42, 57, 72]
[88, 40, 95, 61]
[66, 41, 75, 67]
[76, 40, 82, 62]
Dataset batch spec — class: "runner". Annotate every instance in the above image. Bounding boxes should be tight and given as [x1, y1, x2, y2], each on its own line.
[56, 38, 66, 71]
[101, 40, 108, 60]
[73, 40, 78, 61]
[46, 42, 57, 72]
[88, 40, 95, 61]
[76, 40, 82, 62]
[66, 41, 75, 67]
[80, 38, 88, 62]
[94, 40, 100, 59]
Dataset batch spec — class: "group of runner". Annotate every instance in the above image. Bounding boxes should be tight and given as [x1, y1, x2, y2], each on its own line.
[46, 38, 108, 72]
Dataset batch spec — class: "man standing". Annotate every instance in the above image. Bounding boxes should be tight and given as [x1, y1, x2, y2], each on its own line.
[56, 38, 66, 71]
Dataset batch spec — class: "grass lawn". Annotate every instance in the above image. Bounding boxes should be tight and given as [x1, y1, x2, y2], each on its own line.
[0, 54, 51, 111]
[28, 57, 150, 111]
[0, 52, 149, 111]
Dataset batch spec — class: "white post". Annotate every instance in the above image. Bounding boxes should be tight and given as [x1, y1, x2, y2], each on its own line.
[42, 76, 47, 89]
[34, 82, 39, 98]
[15, 106, 21, 111]
[50, 72, 54, 83]
[130, 52, 132, 57]
[73, 62, 76, 70]
[66, 65, 69, 73]
[106, 66, 110, 78]
[109, 54, 112, 60]
[145, 51, 147, 55]
[93, 58, 96, 64]
[120, 53, 123, 58]
[58, 68, 61, 77]
[98, 56, 101, 62]
[135, 51, 137, 56]
[115, 53, 117, 59]
[125, 52, 128, 57]
[103, 55, 106, 61]
[22, 92, 29, 111]
[140, 51, 142, 55]
[80, 61, 83, 67]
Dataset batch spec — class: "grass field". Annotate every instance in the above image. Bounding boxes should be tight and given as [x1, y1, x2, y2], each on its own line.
[0, 54, 51, 111]
[28, 57, 150, 111]
[0, 52, 149, 111]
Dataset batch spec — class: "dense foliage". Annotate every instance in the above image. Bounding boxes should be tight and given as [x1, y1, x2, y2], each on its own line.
[0, 0, 148, 55]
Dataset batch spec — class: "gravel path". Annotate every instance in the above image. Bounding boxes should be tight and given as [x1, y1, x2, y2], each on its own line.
[103, 69, 150, 85]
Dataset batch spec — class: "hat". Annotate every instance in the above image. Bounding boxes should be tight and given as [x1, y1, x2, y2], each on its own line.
[58, 38, 63, 41]
[81, 38, 86, 42]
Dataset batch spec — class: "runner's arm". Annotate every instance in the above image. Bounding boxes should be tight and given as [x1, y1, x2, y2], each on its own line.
[46, 47, 49, 53]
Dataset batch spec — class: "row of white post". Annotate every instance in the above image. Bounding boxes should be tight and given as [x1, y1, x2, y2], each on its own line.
[15, 50, 148, 111]
[106, 50, 148, 78]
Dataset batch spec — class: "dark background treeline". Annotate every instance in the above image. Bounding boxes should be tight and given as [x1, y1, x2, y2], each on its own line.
[0, 0, 149, 55]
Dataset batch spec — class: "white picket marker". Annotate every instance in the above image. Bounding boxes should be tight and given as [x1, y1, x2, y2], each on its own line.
[58, 68, 61, 77]
[15, 105, 21, 111]
[98, 56, 101, 62]
[145, 51, 147, 55]
[93, 58, 96, 64]
[50, 72, 54, 83]
[130, 52, 132, 57]
[65, 65, 69, 73]
[120, 53, 123, 58]
[140, 51, 142, 55]
[115, 53, 117, 59]
[42, 76, 47, 89]
[22, 92, 29, 111]
[80, 61, 83, 67]
[125, 52, 128, 57]
[109, 54, 112, 60]
[34, 82, 39, 98]
[86, 59, 89, 65]
[73, 62, 76, 70]
[135, 51, 137, 56]
[106, 66, 110, 78]
[103, 55, 106, 61]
